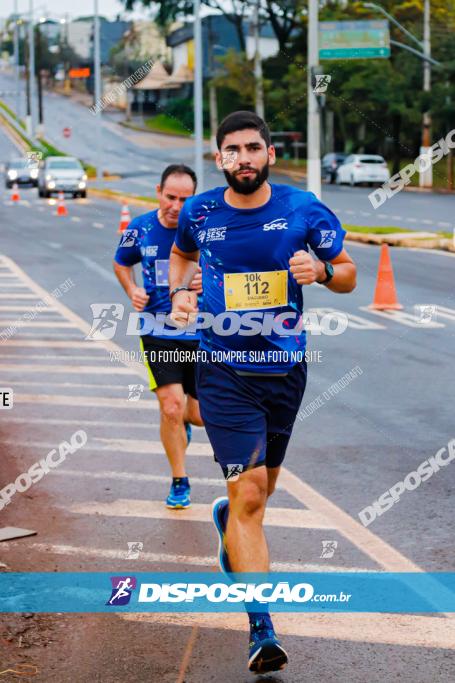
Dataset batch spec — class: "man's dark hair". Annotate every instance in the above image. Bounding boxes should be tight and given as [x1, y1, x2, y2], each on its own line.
[216, 110, 271, 149]
[160, 164, 197, 190]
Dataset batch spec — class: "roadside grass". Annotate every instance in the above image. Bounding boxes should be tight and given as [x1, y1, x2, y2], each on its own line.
[344, 224, 451, 239]
[144, 114, 191, 137]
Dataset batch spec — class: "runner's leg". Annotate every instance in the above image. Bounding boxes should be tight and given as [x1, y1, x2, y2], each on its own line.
[225, 466, 269, 572]
[184, 395, 204, 427]
[155, 383, 187, 478]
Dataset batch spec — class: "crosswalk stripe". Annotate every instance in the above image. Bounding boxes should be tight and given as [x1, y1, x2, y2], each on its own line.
[120, 613, 455, 649]
[51, 469, 226, 486]
[0, 294, 42, 299]
[6, 379, 141, 389]
[0, 320, 76, 328]
[0, 305, 57, 311]
[0, 365, 139, 375]
[0, 354, 133, 361]
[8, 394, 158, 409]
[66, 499, 333, 529]
[2, 438, 210, 455]
[7, 416, 159, 428]
[0, 339, 109, 348]
[15, 542, 368, 573]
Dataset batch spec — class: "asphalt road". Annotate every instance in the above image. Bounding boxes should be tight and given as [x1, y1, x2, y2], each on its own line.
[0, 184, 454, 681]
[0, 67, 454, 234]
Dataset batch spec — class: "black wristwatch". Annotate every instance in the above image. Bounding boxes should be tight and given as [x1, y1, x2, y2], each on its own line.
[318, 261, 334, 285]
[169, 286, 191, 300]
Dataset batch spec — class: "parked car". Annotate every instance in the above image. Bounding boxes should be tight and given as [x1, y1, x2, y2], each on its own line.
[321, 152, 347, 183]
[336, 154, 390, 187]
[4, 158, 39, 188]
[38, 156, 87, 198]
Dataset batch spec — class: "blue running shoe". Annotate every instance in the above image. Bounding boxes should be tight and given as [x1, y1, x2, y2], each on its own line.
[211, 496, 231, 574]
[248, 615, 288, 674]
[166, 477, 191, 509]
[184, 422, 192, 446]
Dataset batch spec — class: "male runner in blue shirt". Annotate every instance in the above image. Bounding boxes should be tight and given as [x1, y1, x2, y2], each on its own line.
[113, 164, 203, 509]
[169, 111, 357, 674]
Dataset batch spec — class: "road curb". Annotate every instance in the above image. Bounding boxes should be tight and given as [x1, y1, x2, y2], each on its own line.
[345, 231, 455, 252]
[88, 188, 159, 208]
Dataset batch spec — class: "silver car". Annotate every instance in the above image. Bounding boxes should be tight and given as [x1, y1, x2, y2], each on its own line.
[38, 156, 87, 198]
[4, 158, 39, 188]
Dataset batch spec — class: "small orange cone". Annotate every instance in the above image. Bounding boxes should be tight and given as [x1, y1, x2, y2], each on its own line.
[11, 183, 20, 202]
[369, 244, 403, 310]
[56, 191, 68, 216]
[118, 201, 131, 233]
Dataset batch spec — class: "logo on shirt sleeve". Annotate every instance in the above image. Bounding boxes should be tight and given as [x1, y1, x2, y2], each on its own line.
[140, 245, 158, 257]
[317, 230, 337, 248]
[119, 229, 138, 248]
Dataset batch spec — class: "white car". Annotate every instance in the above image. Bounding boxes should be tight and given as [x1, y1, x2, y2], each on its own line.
[38, 156, 87, 198]
[336, 154, 390, 187]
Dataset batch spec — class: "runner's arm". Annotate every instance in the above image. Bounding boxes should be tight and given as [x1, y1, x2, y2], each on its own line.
[169, 245, 199, 321]
[289, 248, 356, 293]
[113, 262, 149, 311]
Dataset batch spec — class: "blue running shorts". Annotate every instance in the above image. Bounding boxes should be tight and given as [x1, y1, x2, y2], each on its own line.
[196, 360, 307, 479]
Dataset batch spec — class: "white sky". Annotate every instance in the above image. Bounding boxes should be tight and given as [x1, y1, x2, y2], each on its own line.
[1, 0, 151, 22]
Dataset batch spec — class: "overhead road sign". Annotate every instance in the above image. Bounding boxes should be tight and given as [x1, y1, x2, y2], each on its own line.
[319, 20, 390, 60]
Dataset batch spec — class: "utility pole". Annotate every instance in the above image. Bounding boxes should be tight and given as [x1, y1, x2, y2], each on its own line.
[36, 21, 44, 138]
[252, 0, 264, 119]
[194, 0, 204, 190]
[208, 17, 218, 156]
[306, 0, 321, 198]
[13, 0, 21, 119]
[420, 0, 432, 187]
[28, 0, 37, 139]
[93, 0, 102, 179]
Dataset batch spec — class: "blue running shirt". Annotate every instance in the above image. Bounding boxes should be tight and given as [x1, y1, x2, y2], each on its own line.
[175, 184, 346, 372]
[114, 209, 197, 339]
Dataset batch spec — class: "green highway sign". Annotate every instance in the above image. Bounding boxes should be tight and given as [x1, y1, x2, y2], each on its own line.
[319, 20, 390, 60]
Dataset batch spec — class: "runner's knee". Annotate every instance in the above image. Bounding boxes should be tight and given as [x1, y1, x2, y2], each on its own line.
[160, 396, 185, 423]
[230, 475, 267, 518]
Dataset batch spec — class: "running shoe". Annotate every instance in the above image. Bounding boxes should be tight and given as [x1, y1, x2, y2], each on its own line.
[184, 422, 192, 446]
[211, 496, 231, 574]
[248, 615, 288, 674]
[166, 478, 191, 509]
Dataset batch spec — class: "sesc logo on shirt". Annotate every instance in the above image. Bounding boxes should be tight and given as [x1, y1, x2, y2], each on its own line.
[140, 245, 158, 257]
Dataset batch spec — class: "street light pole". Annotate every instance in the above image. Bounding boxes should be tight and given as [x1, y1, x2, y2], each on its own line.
[93, 0, 102, 180]
[13, 0, 21, 119]
[420, 0, 432, 187]
[306, 0, 321, 198]
[253, 0, 264, 119]
[28, 0, 37, 139]
[194, 0, 204, 191]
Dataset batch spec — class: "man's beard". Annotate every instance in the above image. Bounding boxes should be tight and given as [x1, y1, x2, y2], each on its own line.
[223, 163, 270, 195]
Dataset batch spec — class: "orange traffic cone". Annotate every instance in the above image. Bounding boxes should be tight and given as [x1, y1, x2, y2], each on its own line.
[11, 183, 20, 202]
[369, 244, 403, 310]
[118, 201, 131, 233]
[56, 191, 68, 216]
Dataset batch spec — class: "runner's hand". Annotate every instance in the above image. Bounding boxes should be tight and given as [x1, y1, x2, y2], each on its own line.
[130, 286, 149, 312]
[289, 250, 325, 285]
[190, 266, 203, 294]
[170, 289, 198, 328]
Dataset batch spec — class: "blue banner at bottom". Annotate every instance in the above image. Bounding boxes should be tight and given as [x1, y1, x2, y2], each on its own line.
[1, 572, 455, 613]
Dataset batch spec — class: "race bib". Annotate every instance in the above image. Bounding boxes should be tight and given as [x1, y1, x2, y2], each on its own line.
[224, 270, 288, 311]
[155, 260, 170, 286]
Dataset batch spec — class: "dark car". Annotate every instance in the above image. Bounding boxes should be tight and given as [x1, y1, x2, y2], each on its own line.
[4, 158, 39, 188]
[322, 153, 348, 183]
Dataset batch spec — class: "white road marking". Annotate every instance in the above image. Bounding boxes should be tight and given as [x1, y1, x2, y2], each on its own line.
[312, 307, 386, 330]
[359, 307, 445, 328]
[437, 221, 451, 228]
[0, 339, 110, 349]
[1, 437, 211, 455]
[7, 416, 159, 429]
[4, 378, 137, 388]
[0, 294, 42, 299]
[93, 222, 104, 229]
[0, 365, 139, 375]
[15, 542, 367, 574]
[121, 613, 455, 650]
[0, 305, 57, 311]
[0, 354, 134, 361]
[72, 254, 119, 284]
[0, 320, 76, 328]
[67, 499, 333, 529]
[8, 393, 158, 409]
[71, 216, 81, 223]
